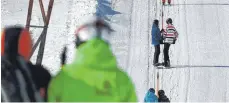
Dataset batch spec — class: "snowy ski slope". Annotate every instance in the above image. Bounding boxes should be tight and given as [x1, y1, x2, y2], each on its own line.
[1, 0, 229, 102]
[150, 0, 229, 102]
[1, 0, 97, 74]
[108, 0, 229, 102]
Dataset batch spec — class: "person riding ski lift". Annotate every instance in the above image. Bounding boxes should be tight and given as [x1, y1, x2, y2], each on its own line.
[151, 19, 163, 66]
[161, 18, 178, 67]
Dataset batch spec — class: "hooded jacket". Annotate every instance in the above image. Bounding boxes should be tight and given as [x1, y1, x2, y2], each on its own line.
[48, 38, 137, 102]
[151, 24, 162, 45]
[144, 89, 158, 102]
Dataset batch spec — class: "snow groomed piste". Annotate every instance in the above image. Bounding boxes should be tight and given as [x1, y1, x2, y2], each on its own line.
[1, 0, 229, 102]
[110, 0, 229, 101]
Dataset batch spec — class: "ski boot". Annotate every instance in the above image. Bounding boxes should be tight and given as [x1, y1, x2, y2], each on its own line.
[164, 60, 170, 68]
[153, 63, 161, 67]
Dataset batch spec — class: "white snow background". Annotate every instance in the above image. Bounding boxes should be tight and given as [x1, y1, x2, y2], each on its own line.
[1, 0, 229, 102]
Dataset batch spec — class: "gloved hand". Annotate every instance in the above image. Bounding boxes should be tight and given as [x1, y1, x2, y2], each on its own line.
[160, 29, 165, 33]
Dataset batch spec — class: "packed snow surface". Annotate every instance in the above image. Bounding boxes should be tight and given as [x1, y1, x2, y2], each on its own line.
[1, 0, 229, 102]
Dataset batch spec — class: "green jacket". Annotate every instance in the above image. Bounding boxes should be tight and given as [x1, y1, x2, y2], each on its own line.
[48, 38, 137, 102]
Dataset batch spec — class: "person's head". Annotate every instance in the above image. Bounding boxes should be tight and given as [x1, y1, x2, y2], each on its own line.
[149, 88, 155, 93]
[153, 19, 159, 26]
[158, 90, 165, 96]
[166, 18, 173, 24]
[1, 26, 32, 61]
[29, 63, 51, 101]
[74, 17, 113, 48]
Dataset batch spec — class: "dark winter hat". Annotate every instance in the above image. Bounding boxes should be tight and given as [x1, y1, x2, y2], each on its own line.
[166, 18, 173, 24]
[149, 88, 155, 93]
[158, 90, 165, 96]
[153, 19, 159, 26]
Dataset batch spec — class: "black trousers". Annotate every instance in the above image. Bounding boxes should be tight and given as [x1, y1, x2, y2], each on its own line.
[153, 45, 160, 64]
[164, 43, 171, 64]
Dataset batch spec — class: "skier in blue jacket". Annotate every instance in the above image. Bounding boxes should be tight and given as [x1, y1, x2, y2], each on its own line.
[144, 88, 158, 102]
[151, 19, 162, 66]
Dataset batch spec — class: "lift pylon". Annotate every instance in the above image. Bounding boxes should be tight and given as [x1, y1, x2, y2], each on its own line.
[25, 0, 54, 64]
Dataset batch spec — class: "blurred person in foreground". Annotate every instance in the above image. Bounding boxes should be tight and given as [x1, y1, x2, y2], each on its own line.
[1, 26, 51, 102]
[48, 17, 137, 102]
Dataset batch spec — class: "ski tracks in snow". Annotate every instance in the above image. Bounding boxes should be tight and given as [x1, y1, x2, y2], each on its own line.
[110, 0, 150, 101]
[182, 0, 191, 101]
[111, 0, 229, 101]
[127, 0, 151, 101]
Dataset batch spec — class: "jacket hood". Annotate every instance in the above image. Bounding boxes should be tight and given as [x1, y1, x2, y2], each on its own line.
[62, 38, 119, 86]
[146, 90, 155, 98]
[152, 24, 158, 28]
[144, 90, 158, 102]
[64, 38, 118, 74]
[74, 38, 117, 69]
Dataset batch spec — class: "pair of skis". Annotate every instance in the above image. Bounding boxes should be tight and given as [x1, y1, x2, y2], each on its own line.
[154, 63, 171, 69]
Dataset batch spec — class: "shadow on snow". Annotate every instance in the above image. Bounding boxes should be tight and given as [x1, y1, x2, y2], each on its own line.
[164, 3, 229, 6]
[165, 65, 229, 69]
[96, 0, 121, 21]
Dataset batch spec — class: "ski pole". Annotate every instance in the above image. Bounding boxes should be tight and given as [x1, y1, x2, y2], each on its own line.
[156, 72, 159, 97]
[61, 46, 67, 68]
[161, 5, 164, 29]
